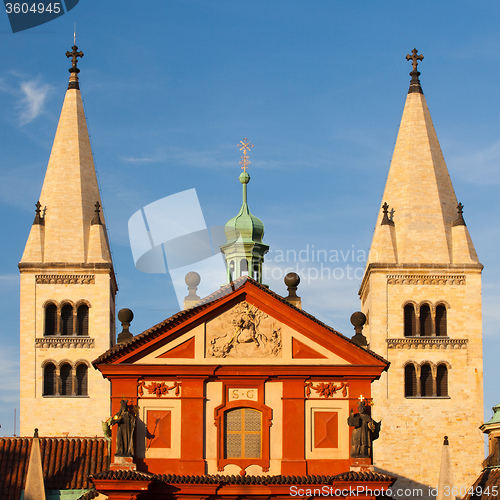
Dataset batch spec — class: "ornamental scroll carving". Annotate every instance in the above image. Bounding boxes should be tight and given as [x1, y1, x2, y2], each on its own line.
[137, 380, 181, 398]
[36, 274, 95, 285]
[206, 302, 282, 358]
[305, 381, 348, 398]
[387, 275, 465, 286]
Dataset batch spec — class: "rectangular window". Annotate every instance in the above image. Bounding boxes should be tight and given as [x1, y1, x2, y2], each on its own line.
[224, 408, 262, 459]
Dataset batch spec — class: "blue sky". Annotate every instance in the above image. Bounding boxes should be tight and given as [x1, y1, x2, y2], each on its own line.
[0, 1, 499, 437]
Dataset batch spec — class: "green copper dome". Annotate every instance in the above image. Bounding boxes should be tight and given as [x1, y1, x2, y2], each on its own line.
[220, 171, 269, 283]
[223, 172, 265, 244]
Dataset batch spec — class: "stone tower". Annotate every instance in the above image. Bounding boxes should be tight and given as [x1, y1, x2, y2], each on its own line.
[220, 139, 269, 283]
[19, 46, 117, 436]
[359, 50, 484, 495]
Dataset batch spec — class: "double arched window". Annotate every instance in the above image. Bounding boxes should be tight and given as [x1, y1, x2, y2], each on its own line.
[404, 362, 449, 398]
[44, 301, 90, 336]
[42, 361, 89, 397]
[404, 302, 448, 337]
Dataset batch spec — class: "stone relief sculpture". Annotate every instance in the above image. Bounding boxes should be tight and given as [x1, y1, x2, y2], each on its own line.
[207, 302, 281, 358]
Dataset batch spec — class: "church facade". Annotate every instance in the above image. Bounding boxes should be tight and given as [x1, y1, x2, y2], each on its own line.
[14, 46, 485, 499]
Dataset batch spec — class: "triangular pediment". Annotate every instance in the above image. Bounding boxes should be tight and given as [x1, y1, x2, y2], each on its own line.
[94, 278, 386, 370]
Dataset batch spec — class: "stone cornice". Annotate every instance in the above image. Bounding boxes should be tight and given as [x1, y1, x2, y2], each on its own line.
[35, 336, 95, 348]
[358, 262, 483, 298]
[35, 274, 95, 285]
[387, 274, 465, 286]
[387, 338, 468, 349]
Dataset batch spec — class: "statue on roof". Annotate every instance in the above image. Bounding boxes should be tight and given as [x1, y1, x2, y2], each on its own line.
[107, 399, 137, 457]
[348, 399, 380, 458]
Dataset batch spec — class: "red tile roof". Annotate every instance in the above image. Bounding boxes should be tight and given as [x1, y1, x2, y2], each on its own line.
[463, 466, 500, 500]
[0, 436, 109, 500]
[92, 470, 396, 485]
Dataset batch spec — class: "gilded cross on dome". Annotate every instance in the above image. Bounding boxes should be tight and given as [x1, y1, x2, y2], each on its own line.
[406, 48, 424, 72]
[237, 138, 254, 172]
[66, 45, 84, 71]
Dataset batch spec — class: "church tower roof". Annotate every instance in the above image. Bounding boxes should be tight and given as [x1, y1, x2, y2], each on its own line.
[20, 45, 112, 265]
[366, 49, 479, 266]
[220, 139, 269, 283]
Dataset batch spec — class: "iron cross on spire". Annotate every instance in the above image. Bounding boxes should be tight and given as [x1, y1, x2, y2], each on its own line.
[237, 138, 254, 172]
[406, 48, 424, 72]
[66, 45, 84, 71]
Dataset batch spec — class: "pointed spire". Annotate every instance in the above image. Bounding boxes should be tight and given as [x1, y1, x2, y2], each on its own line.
[406, 48, 424, 94]
[436, 436, 455, 500]
[33, 201, 45, 226]
[220, 138, 269, 283]
[24, 428, 46, 500]
[21, 45, 112, 265]
[366, 51, 480, 266]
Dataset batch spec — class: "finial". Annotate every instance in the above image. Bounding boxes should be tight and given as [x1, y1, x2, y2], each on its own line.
[184, 272, 201, 309]
[381, 202, 394, 226]
[117, 308, 134, 344]
[66, 44, 84, 90]
[237, 138, 253, 173]
[452, 202, 466, 227]
[33, 201, 45, 226]
[406, 48, 424, 94]
[350, 311, 368, 348]
[284, 273, 302, 309]
[91, 201, 102, 225]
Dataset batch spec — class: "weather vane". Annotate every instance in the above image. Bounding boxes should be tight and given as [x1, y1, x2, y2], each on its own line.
[237, 138, 253, 172]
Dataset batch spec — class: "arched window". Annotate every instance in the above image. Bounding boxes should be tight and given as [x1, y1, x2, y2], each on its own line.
[76, 364, 88, 396]
[76, 304, 89, 336]
[436, 364, 448, 397]
[60, 304, 74, 336]
[404, 364, 417, 397]
[224, 408, 262, 459]
[420, 364, 433, 397]
[43, 363, 56, 396]
[420, 304, 432, 336]
[59, 363, 72, 396]
[435, 305, 447, 337]
[240, 258, 248, 275]
[44, 303, 57, 336]
[404, 304, 417, 337]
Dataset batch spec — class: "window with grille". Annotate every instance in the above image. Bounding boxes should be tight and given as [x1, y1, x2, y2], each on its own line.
[405, 364, 417, 397]
[76, 364, 88, 396]
[224, 408, 262, 459]
[435, 305, 447, 337]
[436, 365, 448, 397]
[59, 363, 72, 396]
[76, 304, 89, 336]
[60, 304, 74, 335]
[43, 363, 56, 396]
[404, 304, 417, 336]
[420, 305, 432, 336]
[44, 303, 57, 336]
[420, 364, 433, 397]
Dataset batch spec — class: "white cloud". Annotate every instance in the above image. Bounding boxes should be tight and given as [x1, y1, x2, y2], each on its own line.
[18, 79, 52, 125]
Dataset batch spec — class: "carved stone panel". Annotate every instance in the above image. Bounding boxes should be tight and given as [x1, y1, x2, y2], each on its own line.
[206, 302, 282, 358]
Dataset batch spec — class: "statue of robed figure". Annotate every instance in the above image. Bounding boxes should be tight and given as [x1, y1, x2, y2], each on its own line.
[347, 400, 380, 458]
[107, 399, 136, 457]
